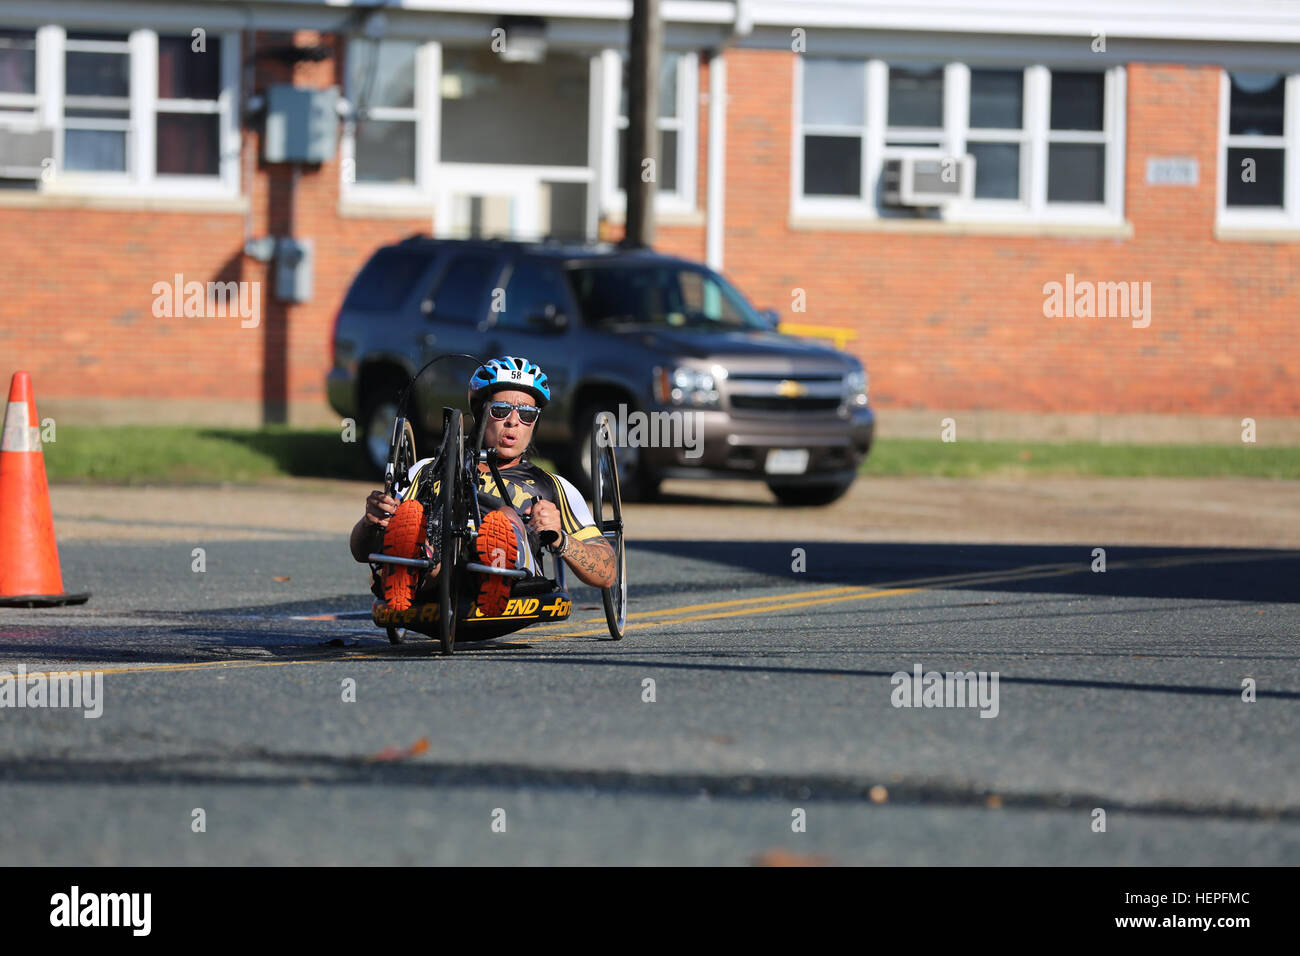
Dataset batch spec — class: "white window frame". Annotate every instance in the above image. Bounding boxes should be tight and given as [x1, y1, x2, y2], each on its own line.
[34, 26, 240, 199]
[340, 37, 439, 207]
[600, 49, 698, 217]
[0, 27, 41, 125]
[792, 57, 1125, 226]
[959, 64, 1031, 213]
[59, 30, 133, 183]
[154, 32, 230, 184]
[1217, 69, 1300, 231]
[792, 56, 871, 217]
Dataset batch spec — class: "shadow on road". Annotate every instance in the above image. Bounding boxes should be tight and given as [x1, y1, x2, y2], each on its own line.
[630, 540, 1300, 605]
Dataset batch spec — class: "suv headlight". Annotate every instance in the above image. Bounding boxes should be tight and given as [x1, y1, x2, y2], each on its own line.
[843, 368, 869, 408]
[655, 366, 722, 409]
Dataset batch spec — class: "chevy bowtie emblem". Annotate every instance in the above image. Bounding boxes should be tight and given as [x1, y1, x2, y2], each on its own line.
[776, 379, 807, 398]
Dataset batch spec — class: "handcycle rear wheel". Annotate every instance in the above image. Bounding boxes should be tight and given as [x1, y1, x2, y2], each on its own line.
[437, 408, 466, 656]
[589, 411, 626, 640]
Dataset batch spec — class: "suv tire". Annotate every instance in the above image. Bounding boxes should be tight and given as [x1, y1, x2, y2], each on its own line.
[570, 403, 660, 503]
[767, 479, 855, 507]
[361, 385, 428, 478]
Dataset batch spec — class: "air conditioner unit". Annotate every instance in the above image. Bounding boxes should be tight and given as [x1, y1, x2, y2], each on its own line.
[0, 125, 54, 179]
[882, 153, 974, 206]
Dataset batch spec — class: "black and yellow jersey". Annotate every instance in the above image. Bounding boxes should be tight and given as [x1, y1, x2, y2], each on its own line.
[402, 455, 602, 542]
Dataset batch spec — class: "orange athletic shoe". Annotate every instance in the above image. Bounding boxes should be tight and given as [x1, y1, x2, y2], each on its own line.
[381, 499, 426, 612]
[474, 509, 519, 617]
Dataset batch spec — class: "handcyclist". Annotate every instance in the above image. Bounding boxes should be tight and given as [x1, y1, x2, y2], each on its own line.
[349, 356, 616, 616]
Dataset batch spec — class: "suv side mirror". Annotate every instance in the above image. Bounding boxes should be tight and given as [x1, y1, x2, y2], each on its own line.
[759, 308, 780, 330]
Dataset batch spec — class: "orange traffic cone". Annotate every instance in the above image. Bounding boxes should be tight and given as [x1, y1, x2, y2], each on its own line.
[0, 371, 88, 607]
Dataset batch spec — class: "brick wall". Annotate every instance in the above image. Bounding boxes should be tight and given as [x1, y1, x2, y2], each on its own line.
[722, 50, 1299, 419]
[3, 41, 1296, 431]
[0, 30, 427, 427]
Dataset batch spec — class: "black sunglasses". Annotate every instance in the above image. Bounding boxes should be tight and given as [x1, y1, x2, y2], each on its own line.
[487, 400, 540, 424]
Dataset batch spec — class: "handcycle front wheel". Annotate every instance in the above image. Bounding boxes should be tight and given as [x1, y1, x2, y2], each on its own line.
[385, 417, 418, 498]
[437, 407, 466, 656]
[589, 410, 626, 640]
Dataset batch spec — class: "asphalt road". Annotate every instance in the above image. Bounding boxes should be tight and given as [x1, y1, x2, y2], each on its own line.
[0, 487, 1297, 865]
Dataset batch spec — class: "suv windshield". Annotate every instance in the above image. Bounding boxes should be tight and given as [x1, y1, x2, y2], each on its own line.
[343, 248, 433, 311]
[566, 262, 768, 330]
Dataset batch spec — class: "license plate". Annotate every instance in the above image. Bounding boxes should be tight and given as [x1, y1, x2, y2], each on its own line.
[764, 449, 809, 474]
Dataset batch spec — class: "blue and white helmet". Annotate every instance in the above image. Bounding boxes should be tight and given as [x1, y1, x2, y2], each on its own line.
[468, 356, 551, 414]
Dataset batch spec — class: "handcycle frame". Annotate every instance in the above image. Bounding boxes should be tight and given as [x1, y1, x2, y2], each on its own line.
[367, 395, 626, 655]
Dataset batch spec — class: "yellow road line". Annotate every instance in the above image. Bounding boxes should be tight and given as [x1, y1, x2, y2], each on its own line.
[0, 586, 920, 676]
[524, 585, 923, 640]
[4, 548, 1273, 679]
[622, 584, 868, 619]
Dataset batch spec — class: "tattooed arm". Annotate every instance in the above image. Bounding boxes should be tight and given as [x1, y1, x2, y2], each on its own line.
[523, 498, 617, 588]
[561, 534, 617, 588]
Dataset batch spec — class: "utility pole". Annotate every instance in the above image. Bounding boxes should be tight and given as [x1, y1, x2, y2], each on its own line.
[623, 0, 660, 248]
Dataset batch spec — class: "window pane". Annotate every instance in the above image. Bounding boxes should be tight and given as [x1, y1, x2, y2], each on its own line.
[431, 255, 500, 324]
[618, 52, 681, 119]
[660, 129, 677, 192]
[969, 142, 1019, 199]
[344, 248, 434, 311]
[0, 30, 36, 95]
[158, 35, 221, 99]
[1047, 143, 1105, 202]
[544, 180, 587, 240]
[64, 129, 126, 171]
[66, 31, 126, 43]
[617, 128, 678, 192]
[65, 107, 128, 120]
[1050, 71, 1104, 131]
[498, 261, 571, 329]
[1226, 146, 1284, 207]
[67, 50, 130, 97]
[803, 58, 865, 127]
[680, 271, 745, 323]
[1228, 72, 1285, 136]
[355, 118, 415, 184]
[441, 49, 588, 166]
[970, 69, 1022, 129]
[157, 113, 219, 175]
[803, 134, 860, 197]
[350, 40, 416, 110]
[888, 65, 943, 128]
[659, 52, 678, 119]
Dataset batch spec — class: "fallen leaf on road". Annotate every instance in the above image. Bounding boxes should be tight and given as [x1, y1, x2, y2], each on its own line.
[752, 848, 832, 867]
[365, 737, 430, 763]
[273, 576, 291, 582]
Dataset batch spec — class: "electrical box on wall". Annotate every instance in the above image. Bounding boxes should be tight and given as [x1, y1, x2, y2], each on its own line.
[275, 238, 314, 303]
[264, 85, 338, 163]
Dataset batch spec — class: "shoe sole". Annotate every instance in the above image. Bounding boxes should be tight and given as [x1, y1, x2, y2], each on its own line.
[382, 500, 426, 612]
[474, 510, 518, 617]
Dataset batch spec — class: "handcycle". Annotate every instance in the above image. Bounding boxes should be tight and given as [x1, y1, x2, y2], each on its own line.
[365, 358, 626, 655]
